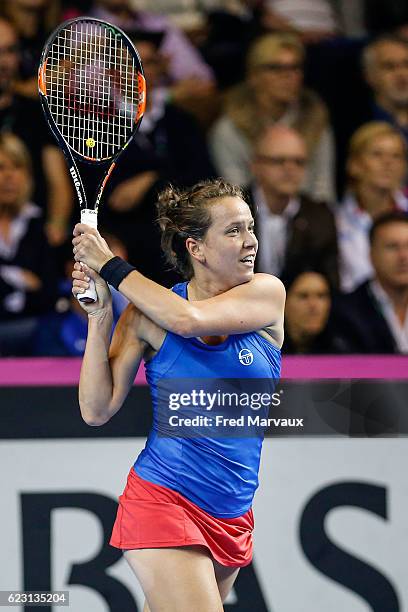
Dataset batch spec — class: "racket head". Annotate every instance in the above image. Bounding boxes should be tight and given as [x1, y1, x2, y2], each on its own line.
[38, 17, 146, 165]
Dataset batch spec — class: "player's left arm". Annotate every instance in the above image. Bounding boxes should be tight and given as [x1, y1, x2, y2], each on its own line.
[72, 226, 285, 337]
[182, 274, 285, 336]
[121, 272, 285, 337]
[118, 270, 285, 337]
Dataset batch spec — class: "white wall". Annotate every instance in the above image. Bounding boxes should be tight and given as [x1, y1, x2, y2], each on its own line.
[0, 438, 406, 611]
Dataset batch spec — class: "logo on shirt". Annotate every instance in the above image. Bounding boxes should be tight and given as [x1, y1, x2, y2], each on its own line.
[238, 348, 254, 366]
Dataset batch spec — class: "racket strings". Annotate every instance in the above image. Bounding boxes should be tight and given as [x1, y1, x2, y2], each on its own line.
[46, 21, 140, 161]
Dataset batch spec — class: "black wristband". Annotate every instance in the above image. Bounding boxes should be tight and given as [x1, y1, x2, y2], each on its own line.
[99, 256, 135, 290]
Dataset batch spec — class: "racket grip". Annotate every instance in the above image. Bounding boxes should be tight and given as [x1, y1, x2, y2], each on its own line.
[77, 209, 98, 304]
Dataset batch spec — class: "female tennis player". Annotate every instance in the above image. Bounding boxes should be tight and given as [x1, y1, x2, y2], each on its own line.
[72, 179, 285, 612]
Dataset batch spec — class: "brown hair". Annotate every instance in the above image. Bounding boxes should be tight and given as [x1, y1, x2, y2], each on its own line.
[369, 210, 408, 244]
[157, 179, 245, 279]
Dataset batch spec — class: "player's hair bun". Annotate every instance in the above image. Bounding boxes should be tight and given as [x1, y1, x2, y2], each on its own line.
[156, 179, 245, 279]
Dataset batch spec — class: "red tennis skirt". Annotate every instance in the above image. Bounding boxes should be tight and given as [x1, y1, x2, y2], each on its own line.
[110, 467, 254, 567]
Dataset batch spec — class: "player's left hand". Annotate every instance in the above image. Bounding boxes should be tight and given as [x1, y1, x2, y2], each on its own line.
[72, 224, 114, 272]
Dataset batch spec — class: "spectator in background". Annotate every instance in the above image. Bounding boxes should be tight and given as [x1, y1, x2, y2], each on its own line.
[128, 1, 258, 88]
[261, 0, 340, 44]
[248, 124, 339, 287]
[334, 212, 408, 353]
[87, 0, 215, 122]
[0, 0, 61, 98]
[0, 133, 56, 356]
[209, 32, 336, 202]
[105, 29, 215, 212]
[282, 270, 346, 354]
[33, 232, 128, 356]
[362, 34, 408, 143]
[129, 0, 252, 32]
[98, 29, 214, 286]
[363, 1, 408, 37]
[337, 121, 408, 292]
[0, 16, 73, 248]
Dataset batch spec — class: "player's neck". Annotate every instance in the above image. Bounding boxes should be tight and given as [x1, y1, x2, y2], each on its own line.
[187, 278, 226, 301]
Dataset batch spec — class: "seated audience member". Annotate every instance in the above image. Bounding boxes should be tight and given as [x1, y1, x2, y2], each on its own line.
[248, 124, 339, 287]
[209, 32, 336, 202]
[0, 133, 57, 356]
[363, 2, 408, 37]
[262, 0, 340, 44]
[0, 16, 73, 247]
[105, 29, 215, 211]
[98, 30, 214, 285]
[128, 1, 257, 88]
[33, 233, 128, 356]
[129, 0, 251, 30]
[88, 0, 215, 120]
[337, 121, 408, 292]
[362, 34, 408, 144]
[334, 212, 408, 353]
[1, 0, 61, 98]
[282, 270, 347, 354]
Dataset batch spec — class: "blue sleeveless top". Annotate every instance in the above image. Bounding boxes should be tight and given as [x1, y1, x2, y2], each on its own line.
[134, 282, 281, 518]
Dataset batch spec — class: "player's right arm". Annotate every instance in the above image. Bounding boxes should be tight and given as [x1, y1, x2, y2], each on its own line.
[75, 264, 148, 426]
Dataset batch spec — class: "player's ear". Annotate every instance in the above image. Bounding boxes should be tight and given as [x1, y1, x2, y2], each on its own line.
[186, 237, 205, 263]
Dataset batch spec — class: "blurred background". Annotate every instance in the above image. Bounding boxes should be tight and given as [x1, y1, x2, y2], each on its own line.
[0, 1, 408, 610]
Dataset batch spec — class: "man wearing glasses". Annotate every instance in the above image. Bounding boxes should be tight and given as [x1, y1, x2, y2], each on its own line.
[247, 124, 339, 287]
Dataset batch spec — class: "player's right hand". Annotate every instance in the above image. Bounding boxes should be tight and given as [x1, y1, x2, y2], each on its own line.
[72, 262, 112, 314]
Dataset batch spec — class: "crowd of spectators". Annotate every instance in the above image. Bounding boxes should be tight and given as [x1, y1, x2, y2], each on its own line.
[0, 0, 407, 356]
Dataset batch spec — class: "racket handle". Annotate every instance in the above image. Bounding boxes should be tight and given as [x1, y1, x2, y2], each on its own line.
[77, 209, 98, 304]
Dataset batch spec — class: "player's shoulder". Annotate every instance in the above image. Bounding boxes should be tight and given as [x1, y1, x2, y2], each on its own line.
[250, 273, 286, 298]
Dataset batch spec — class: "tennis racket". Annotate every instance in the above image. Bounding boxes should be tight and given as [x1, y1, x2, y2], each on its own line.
[38, 17, 146, 302]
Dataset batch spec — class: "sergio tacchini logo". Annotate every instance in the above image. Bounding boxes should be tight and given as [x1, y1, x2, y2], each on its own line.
[238, 348, 254, 366]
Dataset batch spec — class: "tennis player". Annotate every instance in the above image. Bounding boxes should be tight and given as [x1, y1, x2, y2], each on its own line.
[72, 179, 285, 612]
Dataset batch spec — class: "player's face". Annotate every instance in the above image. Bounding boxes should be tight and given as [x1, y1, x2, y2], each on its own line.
[370, 42, 408, 106]
[0, 151, 29, 209]
[251, 48, 303, 106]
[349, 134, 406, 192]
[199, 197, 258, 287]
[252, 131, 307, 200]
[0, 21, 19, 93]
[371, 222, 408, 288]
[285, 272, 331, 337]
